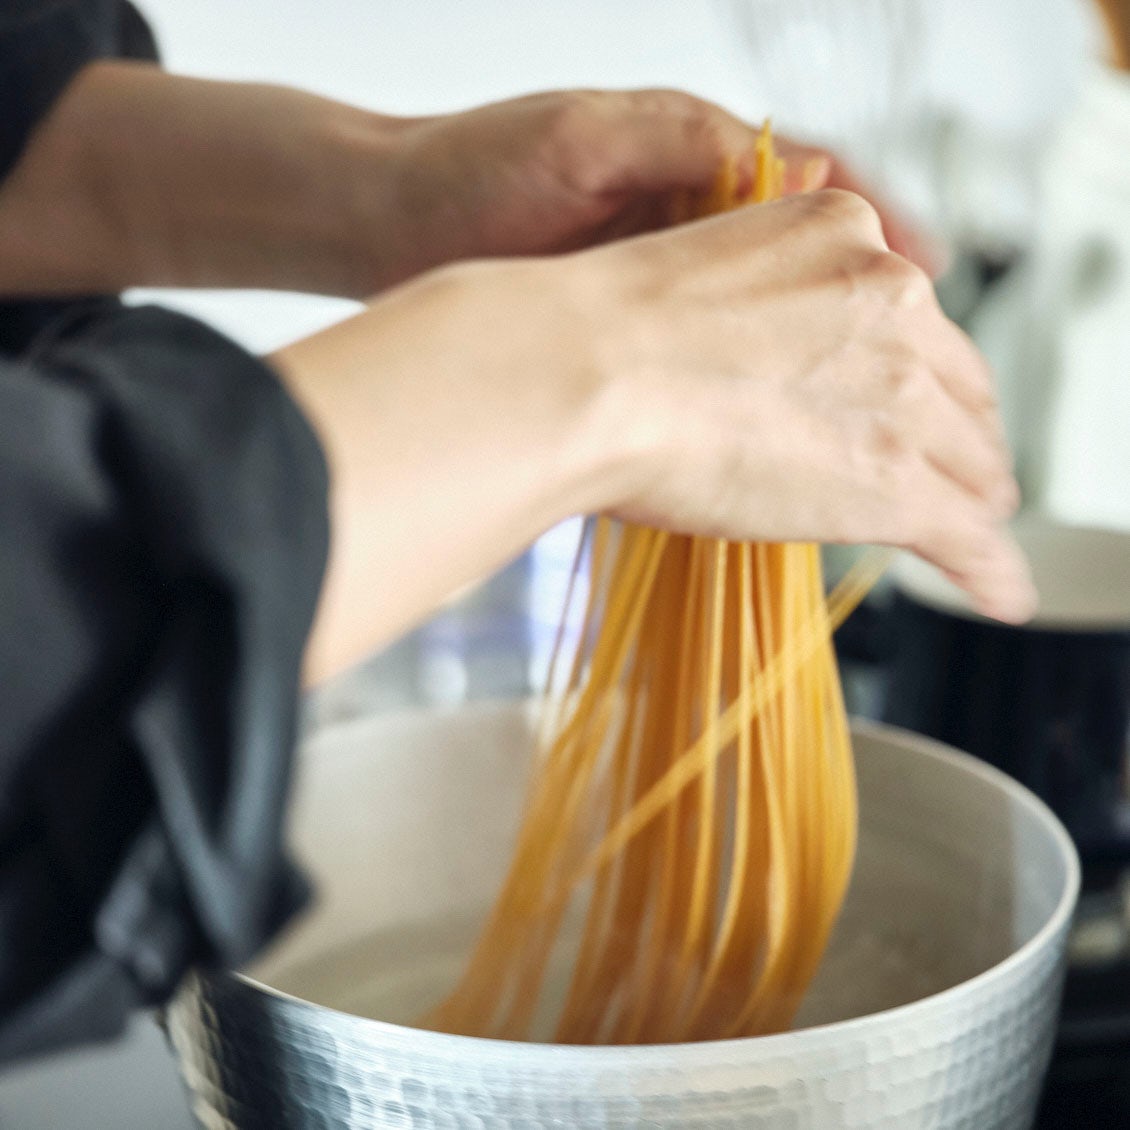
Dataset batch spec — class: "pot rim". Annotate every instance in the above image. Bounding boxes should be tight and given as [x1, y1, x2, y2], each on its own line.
[213, 707, 1081, 1068]
[890, 515, 1130, 634]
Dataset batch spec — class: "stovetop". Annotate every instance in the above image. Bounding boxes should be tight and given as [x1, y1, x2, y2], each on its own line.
[1038, 889, 1130, 1129]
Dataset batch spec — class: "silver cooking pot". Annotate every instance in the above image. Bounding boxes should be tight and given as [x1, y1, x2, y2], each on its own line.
[166, 700, 1079, 1129]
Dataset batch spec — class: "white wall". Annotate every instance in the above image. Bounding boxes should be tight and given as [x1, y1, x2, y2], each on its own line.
[128, 0, 765, 352]
[130, 0, 1093, 353]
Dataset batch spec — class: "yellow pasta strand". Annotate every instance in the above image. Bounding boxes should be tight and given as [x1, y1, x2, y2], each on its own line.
[424, 124, 889, 1045]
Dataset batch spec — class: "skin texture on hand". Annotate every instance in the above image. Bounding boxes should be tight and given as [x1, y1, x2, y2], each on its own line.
[374, 89, 947, 289]
[773, 138, 948, 277]
[573, 190, 1030, 623]
[281, 192, 1030, 685]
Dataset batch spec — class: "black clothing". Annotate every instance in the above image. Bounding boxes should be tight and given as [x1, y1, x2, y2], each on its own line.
[0, 0, 156, 183]
[0, 0, 156, 358]
[0, 3, 330, 1062]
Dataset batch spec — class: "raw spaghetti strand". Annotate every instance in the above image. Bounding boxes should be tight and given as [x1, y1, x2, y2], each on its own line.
[424, 124, 888, 1044]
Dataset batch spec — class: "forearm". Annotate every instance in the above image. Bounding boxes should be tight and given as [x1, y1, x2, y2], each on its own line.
[272, 259, 629, 684]
[0, 61, 411, 297]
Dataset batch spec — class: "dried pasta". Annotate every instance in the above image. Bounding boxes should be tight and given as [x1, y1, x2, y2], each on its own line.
[425, 126, 886, 1044]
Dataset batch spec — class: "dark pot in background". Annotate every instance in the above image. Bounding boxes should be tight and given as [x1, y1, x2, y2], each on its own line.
[836, 515, 1130, 1129]
[879, 518, 1130, 862]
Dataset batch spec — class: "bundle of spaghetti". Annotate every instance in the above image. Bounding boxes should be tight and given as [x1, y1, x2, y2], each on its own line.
[424, 125, 887, 1045]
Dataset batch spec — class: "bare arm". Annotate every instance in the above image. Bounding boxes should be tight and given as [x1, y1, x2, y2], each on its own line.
[274, 259, 624, 682]
[0, 60, 413, 297]
[2, 65, 1010, 686]
[0, 66, 940, 301]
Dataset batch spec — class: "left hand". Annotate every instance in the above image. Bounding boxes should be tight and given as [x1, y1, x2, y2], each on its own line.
[0, 68, 938, 299]
[375, 88, 943, 291]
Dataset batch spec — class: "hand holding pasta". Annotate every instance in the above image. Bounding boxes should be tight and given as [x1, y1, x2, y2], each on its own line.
[417, 134, 1028, 1045]
[382, 90, 818, 275]
[381, 89, 942, 286]
[575, 187, 1030, 624]
[281, 142, 1030, 685]
[426, 141, 884, 1042]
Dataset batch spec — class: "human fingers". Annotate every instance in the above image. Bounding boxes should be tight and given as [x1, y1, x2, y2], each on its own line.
[830, 428, 1032, 621]
[583, 89, 765, 196]
[882, 462, 1035, 623]
[860, 249, 1004, 433]
[842, 248, 1018, 515]
[877, 358, 1017, 516]
[924, 320, 1012, 477]
[820, 154, 949, 276]
[923, 311, 1006, 431]
[773, 137, 832, 194]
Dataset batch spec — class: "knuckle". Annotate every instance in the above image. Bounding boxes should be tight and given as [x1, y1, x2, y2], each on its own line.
[886, 491, 925, 551]
[552, 89, 595, 133]
[808, 188, 883, 237]
[861, 423, 926, 537]
[906, 512, 954, 561]
[638, 87, 706, 115]
[866, 413, 913, 467]
[910, 505, 998, 570]
[548, 92, 616, 196]
[866, 251, 933, 307]
[955, 341, 1000, 407]
[880, 357, 931, 406]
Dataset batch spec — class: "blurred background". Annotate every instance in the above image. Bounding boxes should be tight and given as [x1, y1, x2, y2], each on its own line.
[3, 0, 1128, 1125]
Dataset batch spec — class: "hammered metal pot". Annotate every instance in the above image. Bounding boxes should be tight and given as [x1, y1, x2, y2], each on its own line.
[166, 700, 1080, 1129]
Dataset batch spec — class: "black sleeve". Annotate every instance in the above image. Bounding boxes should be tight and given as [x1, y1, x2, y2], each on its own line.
[0, 1, 157, 182]
[0, 301, 329, 1064]
[0, 0, 159, 357]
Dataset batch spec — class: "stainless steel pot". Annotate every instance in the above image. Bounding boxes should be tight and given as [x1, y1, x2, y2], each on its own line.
[166, 700, 1079, 1129]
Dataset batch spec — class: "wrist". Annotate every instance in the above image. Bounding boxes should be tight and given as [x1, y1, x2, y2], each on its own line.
[435, 254, 653, 530]
[277, 255, 636, 676]
[544, 257, 649, 520]
[318, 106, 418, 297]
[552, 248, 680, 523]
[342, 111, 497, 296]
[402, 255, 634, 527]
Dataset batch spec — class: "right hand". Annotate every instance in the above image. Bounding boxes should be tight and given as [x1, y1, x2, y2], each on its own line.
[282, 186, 1031, 683]
[563, 188, 1033, 623]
